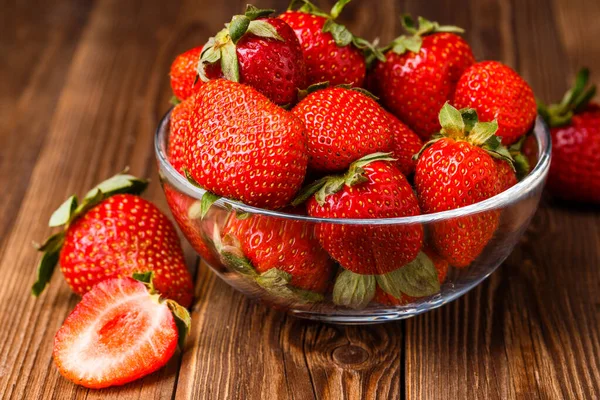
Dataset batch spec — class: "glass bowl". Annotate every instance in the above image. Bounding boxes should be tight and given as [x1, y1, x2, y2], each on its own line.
[155, 110, 551, 324]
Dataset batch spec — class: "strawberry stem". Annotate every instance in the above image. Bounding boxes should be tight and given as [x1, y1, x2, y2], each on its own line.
[538, 68, 597, 127]
[292, 152, 396, 206]
[385, 14, 465, 55]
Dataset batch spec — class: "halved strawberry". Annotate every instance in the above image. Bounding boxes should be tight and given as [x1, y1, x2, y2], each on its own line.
[53, 276, 190, 389]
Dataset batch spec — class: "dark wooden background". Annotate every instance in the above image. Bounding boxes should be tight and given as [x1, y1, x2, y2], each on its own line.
[1, 0, 599, 398]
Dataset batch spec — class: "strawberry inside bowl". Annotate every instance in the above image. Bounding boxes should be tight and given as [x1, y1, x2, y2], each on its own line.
[155, 109, 550, 324]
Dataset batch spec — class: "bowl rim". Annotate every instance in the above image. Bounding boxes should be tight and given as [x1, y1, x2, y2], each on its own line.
[155, 109, 551, 225]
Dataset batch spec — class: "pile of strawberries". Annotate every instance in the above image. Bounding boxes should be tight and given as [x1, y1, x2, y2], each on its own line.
[166, 1, 538, 309]
[31, 0, 600, 391]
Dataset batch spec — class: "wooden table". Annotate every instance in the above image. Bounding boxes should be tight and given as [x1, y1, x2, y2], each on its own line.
[1, 0, 599, 398]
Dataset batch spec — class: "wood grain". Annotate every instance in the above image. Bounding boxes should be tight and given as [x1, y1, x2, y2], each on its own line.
[0, 0, 598, 399]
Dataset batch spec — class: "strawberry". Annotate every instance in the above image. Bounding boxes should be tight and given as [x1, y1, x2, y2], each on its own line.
[292, 85, 393, 172]
[197, 5, 306, 105]
[294, 153, 424, 275]
[182, 79, 308, 210]
[170, 46, 205, 101]
[538, 68, 600, 203]
[386, 111, 423, 176]
[495, 159, 518, 192]
[374, 247, 448, 306]
[168, 96, 194, 174]
[292, 153, 433, 310]
[280, 0, 383, 88]
[371, 15, 474, 140]
[453, 61, 537, 145]
[53, 275, 190, 389]
[414, 103, 514, 267]
[219, 211, 335, 298]
[163, 184, 221, 267]
[32, 172, 194, 307]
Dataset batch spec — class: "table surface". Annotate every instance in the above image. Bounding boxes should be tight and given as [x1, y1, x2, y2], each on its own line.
[1, 0, 599, 399]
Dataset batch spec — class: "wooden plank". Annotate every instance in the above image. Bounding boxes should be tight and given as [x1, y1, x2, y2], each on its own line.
[0, 0, 196, 398]
[404, 0, 600, 398]
[0, 0, 94, 250]
[174, 262, 403, 400]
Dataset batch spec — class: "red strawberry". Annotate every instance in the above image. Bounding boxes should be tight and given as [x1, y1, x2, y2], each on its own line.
[414, 103, 513, 267]
[168, 97, 193, 174]
[374, 247, 448, 306]
[280, 0, 383, 87]
[221, 212, 335, 295]
[32, 172, 194, 307]
[183, 79, 308, 210]
[294, 153, 423, 275]
[539, 68, 600, 203]
[453, 61, 537, 145]
[372, 15, 474, 139]
[170, 46, 204, 101]
[386, 111, 423, 176]
[163, 184, 221, 267]
[292, 86, 393, 172]
[53, 276, 190, 389]
[197, 5, 306, 105]
[495, 159, 518, 192]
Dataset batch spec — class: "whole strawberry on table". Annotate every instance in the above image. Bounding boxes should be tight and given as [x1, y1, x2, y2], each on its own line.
[32, 0, 547, 390]
[538, 68, 600, 204]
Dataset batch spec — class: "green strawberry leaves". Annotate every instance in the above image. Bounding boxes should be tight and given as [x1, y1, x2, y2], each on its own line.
[198, 5, 283, 83]
[200, 192, 221, 219]
[292, 152, 396, 207]
[229, 15, 251, 44]
[333, 269, 376, 310]
[246, 20, 284, 41]
[386, 14, 465, 56]
[167, 300, 192, 350]
[256, 268, 324, 303]
[288, 0, 385, 62]
[538, 68, 597, 127]
[417, 103, 515, 168]
[375, 252, 440, 298]
[244, 4, 276, 20]
[332, 252, 442, 310]
[438, 101, 465, 138]
[322, 19, 353, 46]
[133, 272, 191, 350]
[509, 136, 532, 179]
[48, 196, 78, 227]
[183, 169, 222, 219]
[32, 170, 149, 297]
[31, 232, 65, 296]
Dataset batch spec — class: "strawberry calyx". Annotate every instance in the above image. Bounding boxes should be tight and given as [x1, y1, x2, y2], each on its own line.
[508, 135, 533, 180]
[414, 103, 514, 167]
[31, 171, 148, 297]
[384, 14, 465, 56]
[132, 272, 191, 350]
[375, 252, 440, 298]
[537, 68, 597, 128]
[198, 5, 284, 83]
[297, 81, 378, 101]
[332, 269, 376, 309]
[332, 252, 441, 310]
[287, 0, 385, 62]
[212, 218, 324, 303]
[183, 168, 222, 219]
[292, 152, 396, 207]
